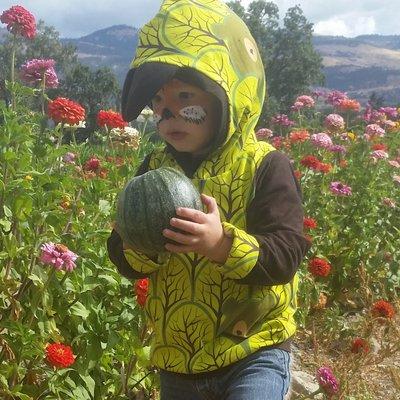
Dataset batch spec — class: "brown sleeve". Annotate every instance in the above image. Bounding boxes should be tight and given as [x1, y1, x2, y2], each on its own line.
[236, 150, 311, 285]
[106, 153, 152, 280]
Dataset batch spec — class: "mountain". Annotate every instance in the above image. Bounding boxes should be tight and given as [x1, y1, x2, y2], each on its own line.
[62, 27, 400, 104]
[313, 35, 400, 104]
[61, 25, 139, 86]
[2, 24, 399, 105]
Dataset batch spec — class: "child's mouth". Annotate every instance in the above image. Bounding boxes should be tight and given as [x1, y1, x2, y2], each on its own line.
[167, 131, 188, 140]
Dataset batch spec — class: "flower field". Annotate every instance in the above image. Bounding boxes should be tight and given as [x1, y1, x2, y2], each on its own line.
[0, 5, 399, 400]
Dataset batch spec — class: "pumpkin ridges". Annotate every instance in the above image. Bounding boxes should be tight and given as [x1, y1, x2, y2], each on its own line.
[116, 167, 202, 254]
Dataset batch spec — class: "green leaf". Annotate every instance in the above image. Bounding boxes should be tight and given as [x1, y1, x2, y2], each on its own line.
[98, 199, 111, 216]
[80, 374, 95, 398]
[70, 302, 90, 319]
[0, 219, 11, 231]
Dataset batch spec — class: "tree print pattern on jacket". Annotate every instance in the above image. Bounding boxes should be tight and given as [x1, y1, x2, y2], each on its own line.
[123, 0, 298, 373]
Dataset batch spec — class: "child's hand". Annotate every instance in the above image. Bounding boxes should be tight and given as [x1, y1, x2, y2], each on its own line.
[162, 194, 232, 263]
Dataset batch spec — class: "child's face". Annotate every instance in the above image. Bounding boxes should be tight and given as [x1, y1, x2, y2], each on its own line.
[151, 79, 218, 154]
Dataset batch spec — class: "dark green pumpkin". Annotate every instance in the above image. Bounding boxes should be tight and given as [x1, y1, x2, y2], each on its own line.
[115, 167, 203, 254]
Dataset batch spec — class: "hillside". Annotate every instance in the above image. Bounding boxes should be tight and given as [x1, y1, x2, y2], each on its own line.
[312, 35, 400, 104]
[1, 25, 400, 104]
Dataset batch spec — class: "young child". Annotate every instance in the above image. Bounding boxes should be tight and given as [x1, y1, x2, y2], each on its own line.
[107, 1, 310, 399]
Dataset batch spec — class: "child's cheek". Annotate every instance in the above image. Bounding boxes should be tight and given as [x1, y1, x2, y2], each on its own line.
[179, 105, 207, 125]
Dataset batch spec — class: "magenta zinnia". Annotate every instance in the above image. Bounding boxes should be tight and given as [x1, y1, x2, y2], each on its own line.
[311, 132, 333, 149]
[330, 181, 352, 196]
[0, 5, 36, 38]
[40, 242, 78, 271]
[20, 59, 59, 88]
[316, 366, 339, 396]
[324, 113, 345, 132]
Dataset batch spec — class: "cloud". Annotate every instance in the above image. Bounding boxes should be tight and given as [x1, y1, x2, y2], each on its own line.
[1, 1, 398, 37]
[314, 16, 377, 37]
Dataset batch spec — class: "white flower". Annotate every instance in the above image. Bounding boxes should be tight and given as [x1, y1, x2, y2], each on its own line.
[137, 107, 154, 122]
[64, 120, 86, 129]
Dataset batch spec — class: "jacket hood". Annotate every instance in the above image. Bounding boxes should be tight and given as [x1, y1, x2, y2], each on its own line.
[125, 0, 266, 156]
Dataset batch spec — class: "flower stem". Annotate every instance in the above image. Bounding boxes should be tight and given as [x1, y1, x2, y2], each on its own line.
[10, 34, 16, 110]
[41, 72, 46, 115]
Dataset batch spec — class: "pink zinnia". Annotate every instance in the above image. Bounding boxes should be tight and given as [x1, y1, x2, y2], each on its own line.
[380, 119, 397, 132]
[365, 124, 385, 138]
[40, 242, 78, 271]
[291, 101, 304, 111]
[324, 114, 345, 132]
[329, 144, 347, 154]
[62, 152, 76, 164]
[20, 59, 59, 88]
[295, 95, 315, 108]
[0, 5, 36, 39]
[311, 132, 333, 149]
[316, 366, 339, 396]
[330, 181, 352, 196]
[271, 114, 295, 127]
[371, 150, 389, 160]
[325, 90, 347, 106]
[271, 136, 283, 149]
[256, 128, 273, 140]
[379, 107, 398, 120]
[388, 160, 400, 168]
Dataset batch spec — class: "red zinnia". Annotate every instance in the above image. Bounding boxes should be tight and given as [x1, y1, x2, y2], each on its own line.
[97, 110, 127, 129]
[351, 338, 370, 354]
[337, 98, 361, 113]
[135, 278, 149, 307]
[300, 155, 321, 170]
[294, 170, 302, 180]
[289, 129, 310, 143]
[308, 257, 331, 277]
[316, 162, 333, 174]
[372, 143, 388, 151]
[47, 97, 85, 125]
[371, 300, 395, 319]
[45, 343, 75, 368]
[0, 5, 36, 39]
[303, 217, 317, 230]
[83, 157, 101, 172]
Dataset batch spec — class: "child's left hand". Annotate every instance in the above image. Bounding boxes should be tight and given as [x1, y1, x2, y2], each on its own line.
[163, 194, 232, 263]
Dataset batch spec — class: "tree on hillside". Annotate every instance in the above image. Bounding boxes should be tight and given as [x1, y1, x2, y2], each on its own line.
[60, 64, 120, 128]
[227, 1, 324, 120]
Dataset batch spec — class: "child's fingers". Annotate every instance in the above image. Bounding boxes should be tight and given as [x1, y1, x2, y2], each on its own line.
[200, 194, 218, 215]
[170, 218, 200, 235]
[176, 207, 207, 223]
[163, 228, 197, 245]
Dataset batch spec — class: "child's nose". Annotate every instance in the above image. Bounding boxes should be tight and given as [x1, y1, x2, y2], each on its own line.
[161, 107, 175, 120]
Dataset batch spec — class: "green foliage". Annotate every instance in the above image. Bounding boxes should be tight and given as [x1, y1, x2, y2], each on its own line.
[0, 81, 161, 398]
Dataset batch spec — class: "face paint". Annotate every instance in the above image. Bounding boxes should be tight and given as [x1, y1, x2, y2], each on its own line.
[153, 113, 162, 125]
[178, 105, 207, 125]
[150, 78, 218, 154]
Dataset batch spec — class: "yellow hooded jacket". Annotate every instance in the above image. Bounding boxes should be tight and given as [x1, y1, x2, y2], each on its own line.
[122, 0, 298, 374]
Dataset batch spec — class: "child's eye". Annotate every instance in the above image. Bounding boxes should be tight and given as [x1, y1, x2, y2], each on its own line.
[179, 92, 194, 100]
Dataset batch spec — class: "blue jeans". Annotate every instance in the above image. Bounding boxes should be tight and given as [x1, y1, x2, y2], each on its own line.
[159, 348, 291, 400]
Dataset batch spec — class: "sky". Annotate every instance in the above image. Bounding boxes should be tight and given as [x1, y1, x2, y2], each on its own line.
[1, 0, 399, 38]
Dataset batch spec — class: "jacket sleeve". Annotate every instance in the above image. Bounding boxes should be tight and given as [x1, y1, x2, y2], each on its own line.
[107, 153, 168, 280]
[215, 150, 311, 285]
